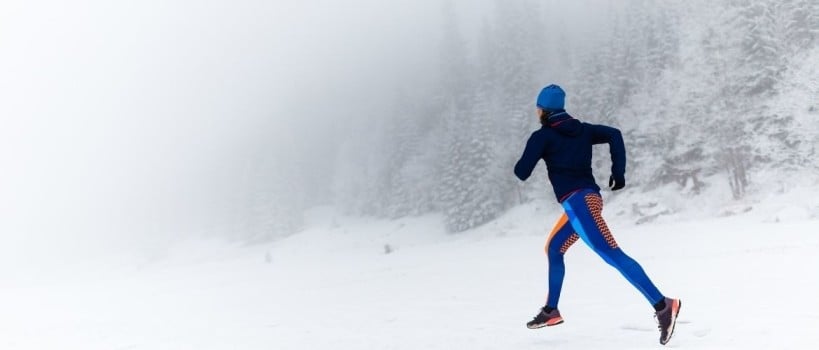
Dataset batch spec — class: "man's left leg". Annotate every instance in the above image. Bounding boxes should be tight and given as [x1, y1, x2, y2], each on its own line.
[561, 190, 664, 305]
[563, 190, 681, 344]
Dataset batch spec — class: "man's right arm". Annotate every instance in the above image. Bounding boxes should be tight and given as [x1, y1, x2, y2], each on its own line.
[514, 131, 546, 181]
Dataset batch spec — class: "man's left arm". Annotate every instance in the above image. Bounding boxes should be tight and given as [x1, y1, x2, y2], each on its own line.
[591, 124, 626, 190]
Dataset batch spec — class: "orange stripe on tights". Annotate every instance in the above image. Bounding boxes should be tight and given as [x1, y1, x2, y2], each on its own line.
[544, 214, 569, 254]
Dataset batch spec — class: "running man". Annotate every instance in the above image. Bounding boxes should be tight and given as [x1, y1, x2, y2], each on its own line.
[514, 84, 681, 345]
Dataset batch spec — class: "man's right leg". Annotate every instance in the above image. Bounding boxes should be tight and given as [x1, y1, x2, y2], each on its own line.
[528, 214, 578, 329]
[545, 213, 580, 309]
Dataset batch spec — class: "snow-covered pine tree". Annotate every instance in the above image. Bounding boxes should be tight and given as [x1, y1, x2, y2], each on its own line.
[379, 89, 430, 218]
[434, 0, 483, 232]
[458, 36, 514, 229]
[239, 149, 304, 243]
[732, 1, 783, 96]
[782, 0, 819, 54]
[619, 2, 687, 190]
[438, 98, 499, 232]
[491, 0, 549, 205]
[642, 2, 682, 82]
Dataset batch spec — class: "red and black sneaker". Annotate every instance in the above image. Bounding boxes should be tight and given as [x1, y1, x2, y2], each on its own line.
[526, 306, 564, 329]
[655, 298, 682, 345]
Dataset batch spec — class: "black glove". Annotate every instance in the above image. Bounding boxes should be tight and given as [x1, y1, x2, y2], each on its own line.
[609, 174, 625, 191]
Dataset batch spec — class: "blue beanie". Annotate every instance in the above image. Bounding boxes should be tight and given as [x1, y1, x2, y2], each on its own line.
[536, 84, 565, 111]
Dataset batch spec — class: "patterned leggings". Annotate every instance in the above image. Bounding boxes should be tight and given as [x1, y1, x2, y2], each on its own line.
[544, 188, 664, 308]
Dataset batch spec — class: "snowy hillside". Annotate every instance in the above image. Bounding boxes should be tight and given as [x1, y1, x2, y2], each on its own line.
[3, 203, 819, 349]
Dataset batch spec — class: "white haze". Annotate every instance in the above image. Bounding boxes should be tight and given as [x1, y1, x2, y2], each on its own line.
[0, 0, 282, 268]
[0, 0, 494, 273]
[0, 0, 628, 269]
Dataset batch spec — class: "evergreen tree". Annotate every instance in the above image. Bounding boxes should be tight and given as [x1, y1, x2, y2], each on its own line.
[782, 0, 819, 53]
[490, 0, 550, 206]
[380, 89, 429, 218]
[434, 0, 483, 232]
[237, 147, 304, 243]
[731, 1, 783, 96]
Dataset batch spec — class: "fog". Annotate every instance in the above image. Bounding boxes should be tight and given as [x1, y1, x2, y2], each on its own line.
[0, 0, 487, 268]
[6, 0, 812, 274]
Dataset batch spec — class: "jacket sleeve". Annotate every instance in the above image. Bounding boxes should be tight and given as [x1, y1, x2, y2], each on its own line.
[590, 124, 626, 177]
[514, 131, 546, 181]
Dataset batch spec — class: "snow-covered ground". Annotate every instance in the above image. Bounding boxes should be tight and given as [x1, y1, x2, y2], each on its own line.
[2, 201, 819, 349]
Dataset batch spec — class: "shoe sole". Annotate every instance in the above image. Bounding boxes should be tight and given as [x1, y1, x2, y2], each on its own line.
[660, 299, 682, 345]
[526, 317, 564, 329]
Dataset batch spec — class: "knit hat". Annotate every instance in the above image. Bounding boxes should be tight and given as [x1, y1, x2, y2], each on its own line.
[536, 84, 565, 111]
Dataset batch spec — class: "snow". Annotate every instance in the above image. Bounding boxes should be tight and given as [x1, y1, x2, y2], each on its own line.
[3, 204, 819, 349]
[1, 1, 816, 348]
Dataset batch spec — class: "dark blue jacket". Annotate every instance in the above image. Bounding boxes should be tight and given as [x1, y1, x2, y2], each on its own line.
[514, 111, 626, 202]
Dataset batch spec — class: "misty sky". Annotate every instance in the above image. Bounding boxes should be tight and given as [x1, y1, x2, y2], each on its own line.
[0, 0, 451, 263]
[0, 0, 623, 268]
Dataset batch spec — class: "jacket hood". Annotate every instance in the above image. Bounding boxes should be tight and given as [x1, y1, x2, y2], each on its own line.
[546, 111, 582, 136]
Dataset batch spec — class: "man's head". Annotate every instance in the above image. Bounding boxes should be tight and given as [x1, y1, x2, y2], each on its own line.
[536, 84, 565, 112]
